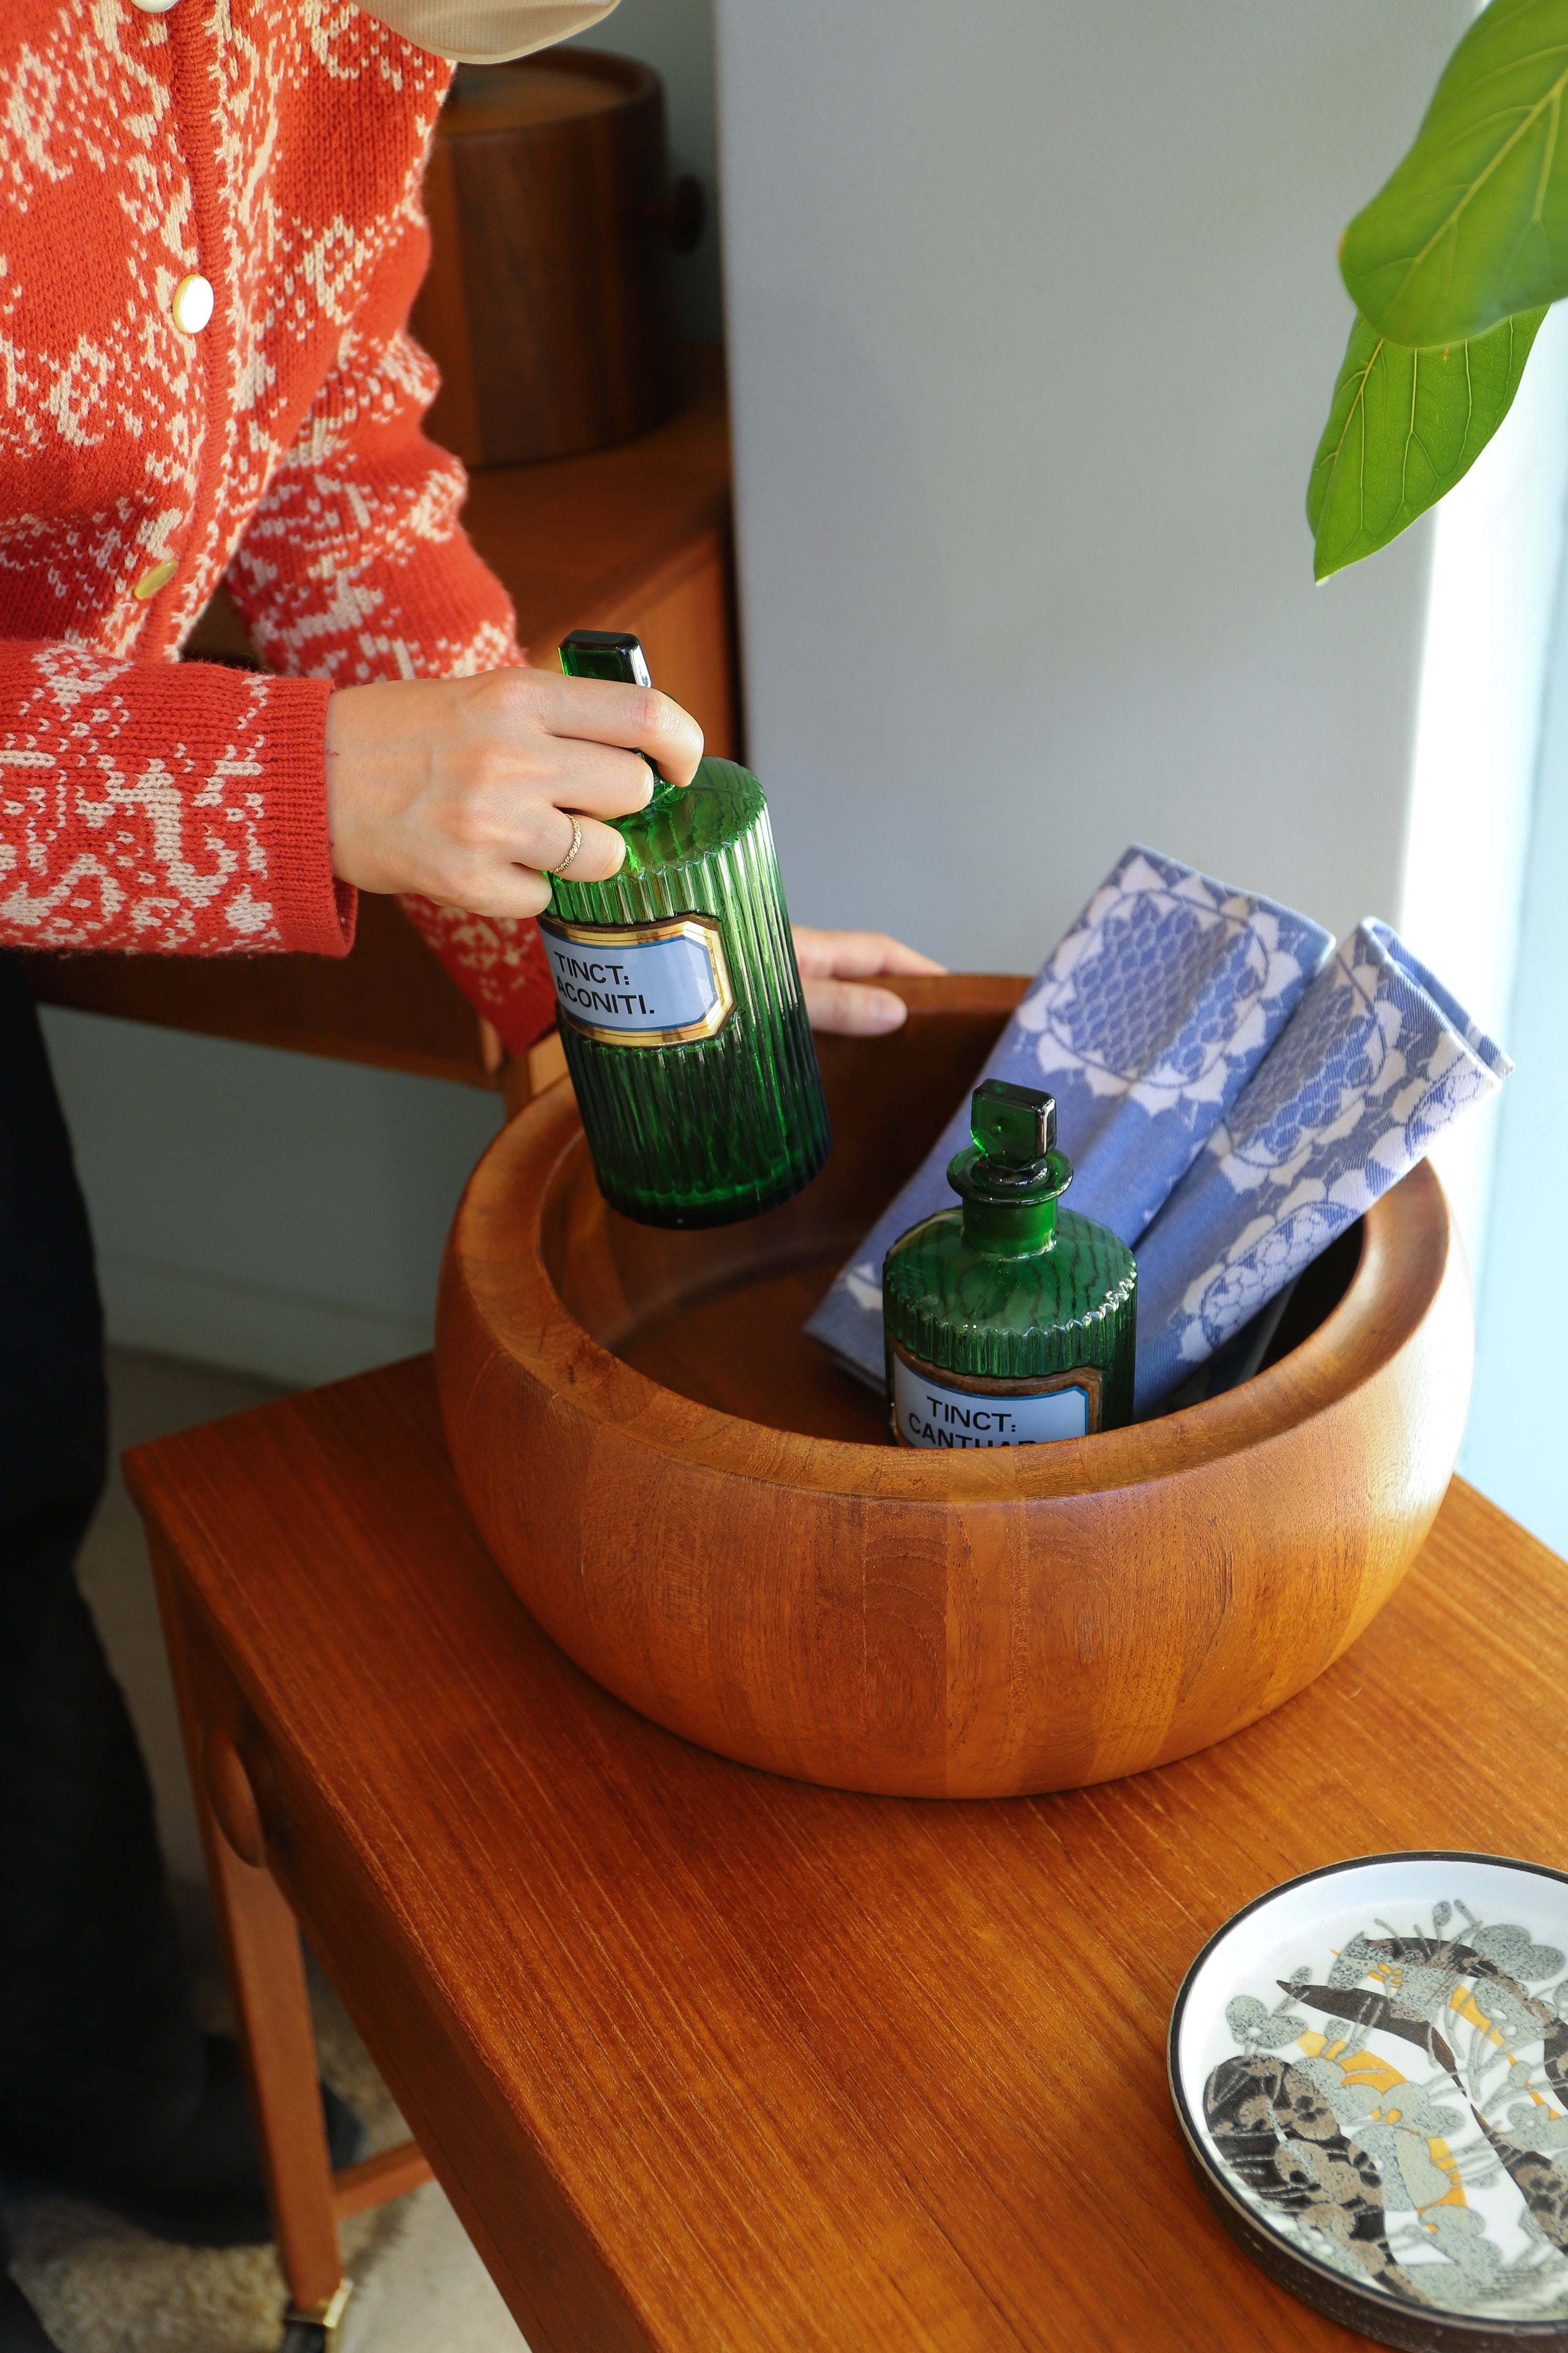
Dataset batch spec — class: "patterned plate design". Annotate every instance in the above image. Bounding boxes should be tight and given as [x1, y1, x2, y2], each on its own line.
[1168, 1855, 1568, 2350]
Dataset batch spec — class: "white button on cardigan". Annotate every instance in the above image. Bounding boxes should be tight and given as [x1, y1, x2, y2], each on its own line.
[170, 274, 215, 336]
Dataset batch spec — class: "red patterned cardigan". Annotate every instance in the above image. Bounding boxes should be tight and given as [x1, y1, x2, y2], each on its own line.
[0, 0, 557, 1054]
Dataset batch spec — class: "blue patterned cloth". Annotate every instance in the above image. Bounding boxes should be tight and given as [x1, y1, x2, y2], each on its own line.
[1131, 920, 1511, 1409]
[806, 853, 1511, 1414]
[806, 845, 1333, 1386]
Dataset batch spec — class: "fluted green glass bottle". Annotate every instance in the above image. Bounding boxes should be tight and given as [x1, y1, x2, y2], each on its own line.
[541, 630, 831, 1228]
[883, 1079, 1136, 1447]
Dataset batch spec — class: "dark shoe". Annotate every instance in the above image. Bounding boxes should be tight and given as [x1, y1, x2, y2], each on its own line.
[15, 2036, 366, 2249]
[0, 2278, 60, 2353]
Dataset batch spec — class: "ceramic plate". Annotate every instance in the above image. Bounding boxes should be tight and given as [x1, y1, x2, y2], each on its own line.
[1168, 1854, 1568, 2350]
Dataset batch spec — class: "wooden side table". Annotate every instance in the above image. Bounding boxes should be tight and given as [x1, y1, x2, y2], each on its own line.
[125, 1353, 1568, 2350]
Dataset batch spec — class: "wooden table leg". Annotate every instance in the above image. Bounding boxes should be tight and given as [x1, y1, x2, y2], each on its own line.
[148, 1533, 345, 2323]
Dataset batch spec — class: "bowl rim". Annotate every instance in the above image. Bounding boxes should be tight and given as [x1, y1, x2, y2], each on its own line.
[448, 988, 1458, 1508]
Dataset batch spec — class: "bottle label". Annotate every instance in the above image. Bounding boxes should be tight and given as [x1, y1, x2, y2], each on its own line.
[539, 913, 735, 1049]
[891, 1348, 1101, 1448]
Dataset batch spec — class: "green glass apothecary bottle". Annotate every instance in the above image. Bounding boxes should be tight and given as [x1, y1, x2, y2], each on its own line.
[883, 1079, 1136, 1447]
[540, 630, 831, 1228]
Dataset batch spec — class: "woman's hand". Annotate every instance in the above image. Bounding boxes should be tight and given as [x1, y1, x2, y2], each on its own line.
[322, 675, 939, 1029]
[792, 926, 946, 1034]
[323, 669, 703, 916]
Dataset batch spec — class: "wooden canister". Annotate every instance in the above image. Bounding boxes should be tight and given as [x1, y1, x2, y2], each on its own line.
[412, 52, 701, 467]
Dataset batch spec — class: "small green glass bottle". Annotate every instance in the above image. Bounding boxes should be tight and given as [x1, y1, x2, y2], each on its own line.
[882, 1079, 1136, 1447]
[540, 630, 831, 1228]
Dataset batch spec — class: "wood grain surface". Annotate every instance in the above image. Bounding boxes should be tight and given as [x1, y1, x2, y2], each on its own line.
[465, 342, 739, 748]
[20, 890, 495, 1084]
[436, 974, 1473, 1797]
[124, 1356, 1567, 2352]
[412, 53, 681, 466]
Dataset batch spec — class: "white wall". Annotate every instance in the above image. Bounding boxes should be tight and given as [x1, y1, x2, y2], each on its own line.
[1396, 306, 1568, 1302]
[573, 0, 723, 341]
[43, 1010, 503, 1387]
[1461, 530, 1568, 1553]
[715, 0, 1470, 972]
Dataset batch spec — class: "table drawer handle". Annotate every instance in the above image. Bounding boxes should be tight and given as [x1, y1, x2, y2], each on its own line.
[203, 1728, 268, 1868]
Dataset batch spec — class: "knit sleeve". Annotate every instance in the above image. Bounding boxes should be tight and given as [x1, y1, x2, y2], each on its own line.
[223, 312, 559, 1057]
[0, 641, 350, 956]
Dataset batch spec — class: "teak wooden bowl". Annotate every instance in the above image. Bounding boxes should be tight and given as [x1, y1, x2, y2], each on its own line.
[436, 974, 1472, 1798]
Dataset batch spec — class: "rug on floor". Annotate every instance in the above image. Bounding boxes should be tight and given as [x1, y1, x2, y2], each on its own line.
[3, 1885, 524, 2353]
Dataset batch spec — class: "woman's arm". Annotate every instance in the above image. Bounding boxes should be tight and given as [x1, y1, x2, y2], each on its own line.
[225, 319, 939, 1044]
[221, 316, 613, 1053]
[0, 642, 348, 957]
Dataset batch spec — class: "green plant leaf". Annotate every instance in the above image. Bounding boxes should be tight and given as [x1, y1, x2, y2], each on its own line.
[1307, 304, 1545, 579]
[1341, 0, 1568, 345]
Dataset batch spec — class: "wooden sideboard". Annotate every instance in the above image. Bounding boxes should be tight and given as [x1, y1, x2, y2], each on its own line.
[20, 347, 737, 1096]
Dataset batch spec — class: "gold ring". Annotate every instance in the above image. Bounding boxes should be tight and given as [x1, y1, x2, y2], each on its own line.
[551, 815, 583, 877]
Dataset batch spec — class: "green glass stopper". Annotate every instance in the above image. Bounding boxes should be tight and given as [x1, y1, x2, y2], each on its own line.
[971, 1078, 1055, 1167]
[557, 628, 653, 689]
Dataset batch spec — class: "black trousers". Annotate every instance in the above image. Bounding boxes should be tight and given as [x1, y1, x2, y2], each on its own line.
[0, 954, 203, 2187]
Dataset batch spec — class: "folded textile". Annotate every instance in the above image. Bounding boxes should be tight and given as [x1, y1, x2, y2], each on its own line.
[806, 844, 1334, 1387]
[1130, 920, 1511, 1410]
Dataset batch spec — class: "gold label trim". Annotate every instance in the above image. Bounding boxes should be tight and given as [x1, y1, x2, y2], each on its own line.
[888, 1341, 1102, 1447]
[539, 911, 735, 1049]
